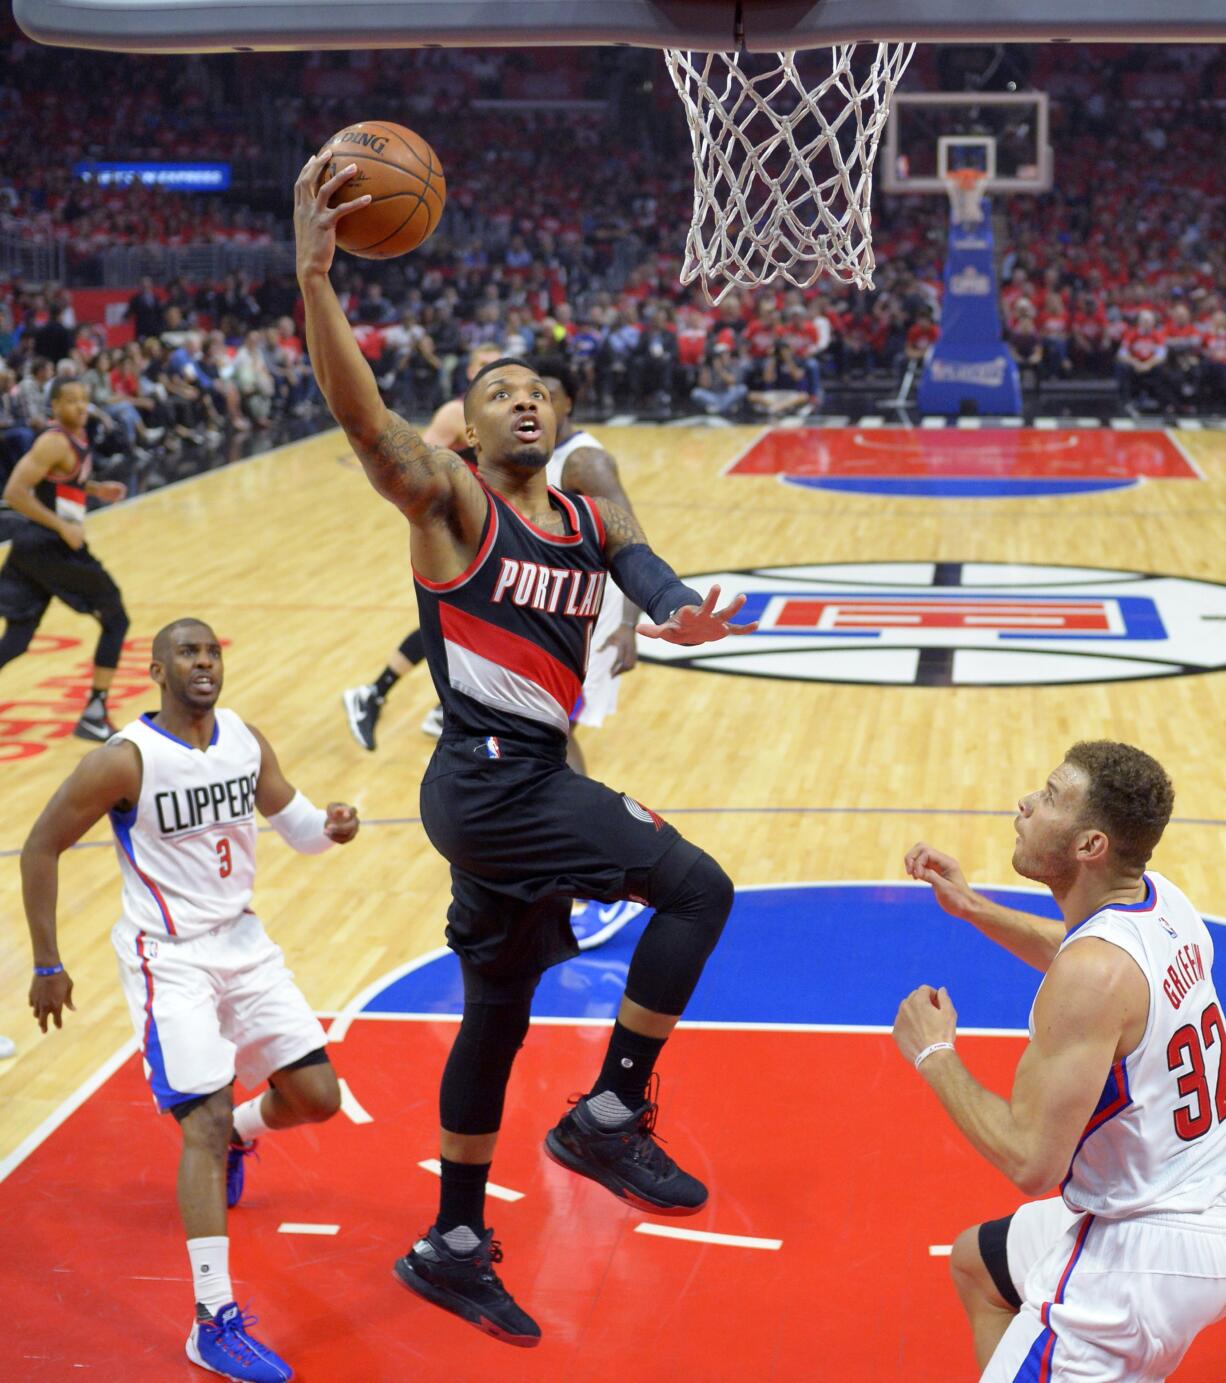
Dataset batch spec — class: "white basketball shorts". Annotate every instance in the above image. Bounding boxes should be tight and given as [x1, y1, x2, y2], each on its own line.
[982, 1195, 1226, 1382]
[113, 911, 326, 1112]
[573, 586, 625, 728]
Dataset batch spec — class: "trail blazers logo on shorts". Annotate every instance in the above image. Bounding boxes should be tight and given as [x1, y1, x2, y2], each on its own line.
[637, 562, 1226, 687]
[622, 795, 663, 829]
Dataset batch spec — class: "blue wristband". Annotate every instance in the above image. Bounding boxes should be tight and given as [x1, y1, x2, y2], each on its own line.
[34, 964, 64, 977]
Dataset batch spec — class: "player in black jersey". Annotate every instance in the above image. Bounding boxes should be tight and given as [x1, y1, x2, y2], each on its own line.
[0, 378, 130, 740]
[298, 155, 754, 1348]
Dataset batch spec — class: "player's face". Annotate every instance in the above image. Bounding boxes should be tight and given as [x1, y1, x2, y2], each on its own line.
[155, 628, 224, 711]
[52, 383, 89, 432]
[1012, 760, 1091, 888]
[468, 366, 556, 468]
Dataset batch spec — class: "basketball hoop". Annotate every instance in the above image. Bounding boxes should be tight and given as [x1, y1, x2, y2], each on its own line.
[664, 43, 915, 303]
[943, 168, 988, 228]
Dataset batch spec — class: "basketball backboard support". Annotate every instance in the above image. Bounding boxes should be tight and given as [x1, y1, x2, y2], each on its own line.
[882, 92, 1052, 195]
[14, 0, 1226, 53]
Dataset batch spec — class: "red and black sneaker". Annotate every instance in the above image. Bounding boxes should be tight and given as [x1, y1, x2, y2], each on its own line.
[393, 1227, 541, 1348]
[544, 1087, 708, 1216]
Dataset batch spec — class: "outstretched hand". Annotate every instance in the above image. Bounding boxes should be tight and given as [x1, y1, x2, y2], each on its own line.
[636, 585, 758, 646]
[293, 151, 372, 279]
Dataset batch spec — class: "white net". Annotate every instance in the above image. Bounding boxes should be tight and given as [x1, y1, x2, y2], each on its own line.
[664, 44, 915, 303]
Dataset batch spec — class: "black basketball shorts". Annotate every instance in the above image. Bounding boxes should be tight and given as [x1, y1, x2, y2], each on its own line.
[419, 734, 699, 988]
[0, 529, 123, 624]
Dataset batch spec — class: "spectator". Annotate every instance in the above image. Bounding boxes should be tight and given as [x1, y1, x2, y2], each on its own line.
[1116, 308, 1170, 411]
[126, 277, 165, 339]
[690, 342, 749, 417]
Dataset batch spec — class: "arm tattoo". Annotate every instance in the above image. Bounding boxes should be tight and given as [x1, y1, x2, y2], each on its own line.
[593, 496, 647, 558]
[562, 447, 632, 510]
[355, 412, 466, 514]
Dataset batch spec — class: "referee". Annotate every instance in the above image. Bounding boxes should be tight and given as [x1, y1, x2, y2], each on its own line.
[0, 377, 129, 740]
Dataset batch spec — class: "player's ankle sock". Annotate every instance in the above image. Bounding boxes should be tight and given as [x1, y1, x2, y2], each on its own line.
[187, 1236, 232, 1317]
[81, 688, 109, 720]
[586, 1021, 666, 1120]
[436, 1158, 489, 1248]
[232, 1095, 270, 1144]
[373, 667, 399, 700]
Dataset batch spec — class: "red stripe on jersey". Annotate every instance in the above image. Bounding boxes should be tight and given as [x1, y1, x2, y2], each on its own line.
[414, 498, 500, 592]
[482, 479, 583, 546]
[580, 493, 607, 550]
[440, 603, 582, 713]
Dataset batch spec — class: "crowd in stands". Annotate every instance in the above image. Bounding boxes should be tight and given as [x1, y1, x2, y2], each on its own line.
[3, 25, 1226, 437]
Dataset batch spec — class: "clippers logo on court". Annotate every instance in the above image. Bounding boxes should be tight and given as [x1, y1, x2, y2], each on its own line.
[729, 426, 1200, 498]
[622, 795, 663, 830]
[637, 562, 1226, 687]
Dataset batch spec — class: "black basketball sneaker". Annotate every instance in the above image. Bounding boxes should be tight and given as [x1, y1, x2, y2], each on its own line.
[393, 1226, 541, 1348]
[544, 1088, 708, 1216]
[341, 684, 383, 752]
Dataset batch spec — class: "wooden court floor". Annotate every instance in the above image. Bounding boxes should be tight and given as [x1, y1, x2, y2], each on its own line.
[4, 419, 1226, 1183]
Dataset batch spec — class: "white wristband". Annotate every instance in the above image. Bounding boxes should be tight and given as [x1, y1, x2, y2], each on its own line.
[266, 790, 332, 855]
[914, 1041, 955, 1072]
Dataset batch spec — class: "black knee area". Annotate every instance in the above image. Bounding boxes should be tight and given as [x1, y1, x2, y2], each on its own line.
[978, 1215, 1021, 1310]
[399, 628, 426, 664]
[94, 599, 130, 669]
[624, 846, 734, 1014]
[271, 1046, 331, 1075]
[0, 618, 39, 666]
[439, 962, 536, 1135]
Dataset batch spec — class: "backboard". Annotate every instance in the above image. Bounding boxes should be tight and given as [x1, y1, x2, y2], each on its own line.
[882, 92, 1052, 195]
[15, 0, 1226, 53]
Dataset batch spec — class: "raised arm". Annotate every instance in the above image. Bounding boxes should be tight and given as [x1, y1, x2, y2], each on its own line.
[593, 497, 756, 646]
[904, 842, 1066, 972]
[293, 153, 475, 527]
[23, 741, 142, 1030]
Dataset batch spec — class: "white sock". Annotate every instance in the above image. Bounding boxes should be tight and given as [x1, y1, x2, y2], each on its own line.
[441, 1225, 481, 1255]
[232, 1095, 271, 1144]
[586, 1090, 635, 1127]
[187, 1236, 232, 1316]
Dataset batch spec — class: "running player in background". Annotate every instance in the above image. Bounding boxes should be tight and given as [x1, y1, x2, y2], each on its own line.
[298, 153, 752, 1348]
[895, 742, 1226, 1381]
[0, 378, 129, 741]
[341, 341, 501, 748]
[23, 617, 359, 1383]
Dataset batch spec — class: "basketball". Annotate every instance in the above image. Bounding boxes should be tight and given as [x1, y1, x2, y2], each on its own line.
[319, 121, 445, 260]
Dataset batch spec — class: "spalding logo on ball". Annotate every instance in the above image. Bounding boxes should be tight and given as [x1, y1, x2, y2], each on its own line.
[320, 121, 446, 260]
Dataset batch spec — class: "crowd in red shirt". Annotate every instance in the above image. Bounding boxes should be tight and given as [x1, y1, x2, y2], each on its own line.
[3, 29, 1226, 417]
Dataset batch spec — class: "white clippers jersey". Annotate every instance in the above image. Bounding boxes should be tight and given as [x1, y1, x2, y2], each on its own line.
[1035, 872, 1226, 1218]
[109, 709, 261, 939]
[546, 429, 625, 640]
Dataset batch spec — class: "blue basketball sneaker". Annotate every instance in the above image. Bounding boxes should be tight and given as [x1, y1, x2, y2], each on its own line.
[226, 1138, 258, 1209]
[186, 1302, 292, 1381]
[569, 898, 645, 951]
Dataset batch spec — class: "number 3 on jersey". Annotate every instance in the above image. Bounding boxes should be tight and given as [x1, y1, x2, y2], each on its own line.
[1168, 1001, 1226, 1141]
[216, 837, 233, 878]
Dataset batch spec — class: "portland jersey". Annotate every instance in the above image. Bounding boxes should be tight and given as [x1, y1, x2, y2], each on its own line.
[37, 424, 92, 526]
[1038, 872, 1226, 1217]
[546, 430, 626, 646]
[415, 478, 609, 746]
[109, 709, 261, 939]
